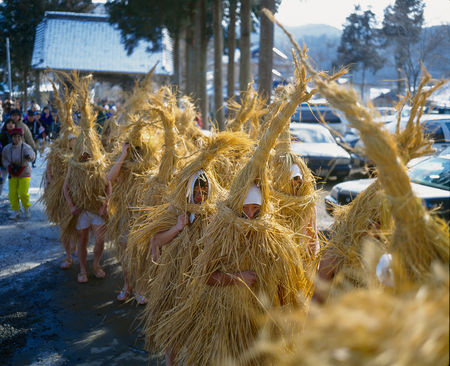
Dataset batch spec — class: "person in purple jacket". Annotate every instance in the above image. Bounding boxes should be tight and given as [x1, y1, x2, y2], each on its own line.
[40, 106, 55, 138]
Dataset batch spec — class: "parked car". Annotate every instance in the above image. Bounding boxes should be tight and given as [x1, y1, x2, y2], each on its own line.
[353, 117, 450, 168]
[325, 154, 450, 221]
[290, 123, 352, 179]
[290, 101, 350, 136]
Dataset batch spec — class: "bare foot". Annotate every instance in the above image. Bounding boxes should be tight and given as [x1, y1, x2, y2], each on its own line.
[77, 272, 88, 283]
[60, 258, 73, 270]
[93, 265, 106, 279]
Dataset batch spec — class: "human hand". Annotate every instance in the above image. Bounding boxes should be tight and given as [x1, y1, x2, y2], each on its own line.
[70, 205, 81, 216]
[237, 271, 257, 287]
[151, 241, 161, 262]
[175, 213, 189, 232]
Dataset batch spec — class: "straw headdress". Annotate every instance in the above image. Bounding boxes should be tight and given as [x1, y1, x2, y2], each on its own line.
[66, 74, 108, 214]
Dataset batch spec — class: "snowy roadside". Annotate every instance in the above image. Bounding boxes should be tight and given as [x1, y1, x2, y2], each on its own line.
[0, 149, 62, 279]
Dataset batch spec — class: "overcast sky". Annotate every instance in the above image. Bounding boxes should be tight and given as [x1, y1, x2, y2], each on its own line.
[276, 0, 450, 29]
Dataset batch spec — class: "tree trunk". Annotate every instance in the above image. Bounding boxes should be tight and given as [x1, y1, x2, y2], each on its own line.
[172, 31, 180, 87]
[258, 0, 275, 101]
[193, 3, 201, 101]
[185, 23, 194, 96]
[198, 0, 209, 129]
[227, 0, 237, 101]
[395, 56, 404, 95]
[213, 0, 224, 130]
[361, 66, 366, 100]
[239, 0, 251, 96]
[23, 68, 28, 110]
[34, 69, 42, 106]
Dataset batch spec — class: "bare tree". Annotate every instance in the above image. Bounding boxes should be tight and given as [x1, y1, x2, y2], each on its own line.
[227, 0, 237, 101]
[213, 0, 225, 130]
[258, 0, 275, 100]
[239, 0, 251, 96]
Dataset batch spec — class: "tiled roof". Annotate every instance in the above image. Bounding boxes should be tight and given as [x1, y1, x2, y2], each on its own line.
[31, 11, 171, 75]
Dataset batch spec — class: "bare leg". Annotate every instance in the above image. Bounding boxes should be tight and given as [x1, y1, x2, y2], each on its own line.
[60, 238, 73, 269]
[77, 228, 90, 283]
[92, 224, 106, 278]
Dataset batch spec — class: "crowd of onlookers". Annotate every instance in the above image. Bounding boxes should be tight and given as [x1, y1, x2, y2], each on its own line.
[0, 97, 118, 220]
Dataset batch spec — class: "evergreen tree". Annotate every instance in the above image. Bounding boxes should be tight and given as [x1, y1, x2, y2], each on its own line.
[0, 0, 93, 102]
[334, 6, 384, 99]
[382, 0, 424, 93]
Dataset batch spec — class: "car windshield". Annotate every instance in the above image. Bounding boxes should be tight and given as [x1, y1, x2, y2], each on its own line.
[290, 128, 335, 143]
[409, 157, 450, 191]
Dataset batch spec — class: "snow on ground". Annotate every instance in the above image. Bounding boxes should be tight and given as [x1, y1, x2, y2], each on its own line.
[0, 148, 63, 279]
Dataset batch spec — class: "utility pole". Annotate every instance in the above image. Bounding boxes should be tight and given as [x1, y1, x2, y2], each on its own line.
[6, 37, 13, 98]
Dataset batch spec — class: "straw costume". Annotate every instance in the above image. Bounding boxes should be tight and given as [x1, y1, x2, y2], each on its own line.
[126, 89, 185, 291]
[139, 131, 253, 357]
[269, 61, 318, 274]
[64, 74, 108, 234]
[320, 85, 440, 295]
[106, 117, 159, 264]
[41, 76, 80, 226]
[161, 73, 313, 366]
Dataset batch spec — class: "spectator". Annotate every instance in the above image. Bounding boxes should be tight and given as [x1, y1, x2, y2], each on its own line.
[1, 128, 35, 219]
[0, 100, 3, 125]
[40, 106, 54, 138]
[95, 106, 108, 134]
[2, 100, 13, 121]
[0, 118, 16, 197]
[9, 109, 36, 150]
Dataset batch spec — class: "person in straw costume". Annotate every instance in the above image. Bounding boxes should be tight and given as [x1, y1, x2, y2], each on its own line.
[62, 75, 109, 284]
[316, 71, 446, 298]
[41, 75, 80, 269]
[159, 69, 313, 366]
[135, 130, 253, 365]
[124, 88, 184, 292]
[106, 117, 159, 303]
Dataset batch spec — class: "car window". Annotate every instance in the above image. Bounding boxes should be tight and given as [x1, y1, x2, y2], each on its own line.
[294, 104, 341, 124]
[290, 128, 335, 143]
[409, 157, 450, 191]
[423, 123, 446, 142]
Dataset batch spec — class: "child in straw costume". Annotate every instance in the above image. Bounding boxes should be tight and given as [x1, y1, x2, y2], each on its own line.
[106, 118, 159, 303]
[63, 75, 109, 284]
[160, 77, 312, 366]
[135, 130, 253, 364]
[41, 76, 80, 269]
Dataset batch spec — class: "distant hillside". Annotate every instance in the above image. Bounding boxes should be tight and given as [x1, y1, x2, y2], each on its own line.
[275, 24, 341, 41]
[272, 23, 449, 86]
